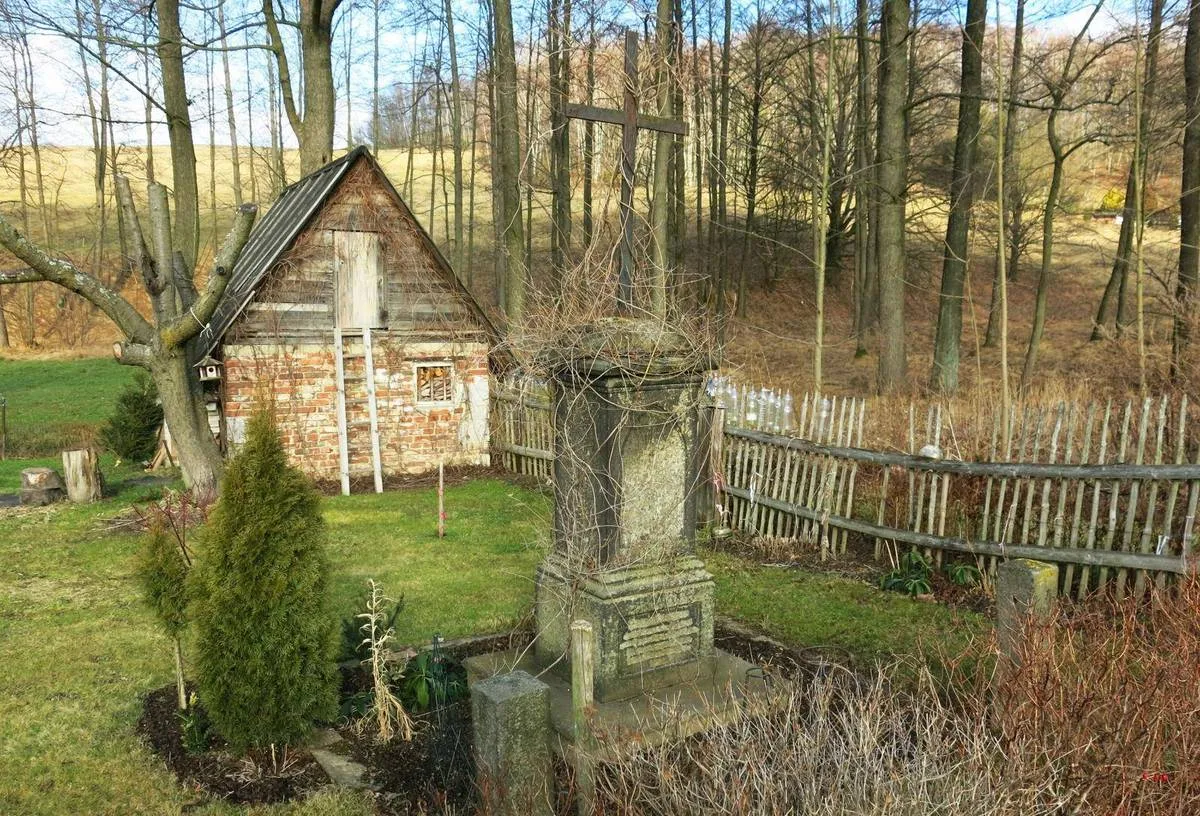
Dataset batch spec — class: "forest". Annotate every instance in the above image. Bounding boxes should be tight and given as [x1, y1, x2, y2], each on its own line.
[0, 0, 1197, 401]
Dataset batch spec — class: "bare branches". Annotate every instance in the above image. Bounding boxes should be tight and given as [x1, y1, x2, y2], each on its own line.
[0, 213, 154, 343]
[159, 203, 257, 349]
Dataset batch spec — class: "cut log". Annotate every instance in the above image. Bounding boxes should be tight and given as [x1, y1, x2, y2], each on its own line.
[20, 467, 66, 506]
[62, 449, 105, 503]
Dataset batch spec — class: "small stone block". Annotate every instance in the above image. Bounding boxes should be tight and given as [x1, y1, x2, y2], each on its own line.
[996, 558, 1058, 659]
[19, 468, 66, 507]
[471, 670, 553, 816]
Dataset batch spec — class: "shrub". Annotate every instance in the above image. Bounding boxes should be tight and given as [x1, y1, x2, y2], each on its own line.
[1099, 187, 1125, 212]
[188, 410, 339, 753]
[135, 523, 192, 710]
[100, 371, 162, 462]
[985, 579, 1200, 814]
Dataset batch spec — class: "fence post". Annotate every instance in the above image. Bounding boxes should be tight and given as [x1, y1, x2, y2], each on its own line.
[996, 558, 1058, 663]
[571, 620, 596, 815]
[696, 402, 722, 529]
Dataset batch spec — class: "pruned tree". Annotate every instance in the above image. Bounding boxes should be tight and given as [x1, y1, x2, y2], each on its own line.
[0, 185, 256, 493]
[263, 0, 344, 174]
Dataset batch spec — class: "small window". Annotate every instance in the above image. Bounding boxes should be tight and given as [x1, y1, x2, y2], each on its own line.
[416, 363, 453, 403]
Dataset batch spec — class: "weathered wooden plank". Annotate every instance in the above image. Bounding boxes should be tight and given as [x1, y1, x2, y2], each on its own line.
[722, 484, 1192, 574]
[721, 426, 1200, 481]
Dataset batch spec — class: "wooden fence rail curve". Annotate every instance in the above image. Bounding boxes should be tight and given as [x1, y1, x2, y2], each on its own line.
[490, 381, 1200, 597]
[726, 427, 1200, 482]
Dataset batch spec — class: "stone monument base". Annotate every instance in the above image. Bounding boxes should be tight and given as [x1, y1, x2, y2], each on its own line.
[464, 647, 765, 761]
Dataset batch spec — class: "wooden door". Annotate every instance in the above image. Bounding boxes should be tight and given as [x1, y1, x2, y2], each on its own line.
[333, 230, 380, 329]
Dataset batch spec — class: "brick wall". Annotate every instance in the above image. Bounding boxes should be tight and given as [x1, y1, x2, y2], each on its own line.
[222, 337, 490, 481]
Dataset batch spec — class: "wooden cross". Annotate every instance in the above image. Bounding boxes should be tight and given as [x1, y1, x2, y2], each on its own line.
[565, 29, 687, 310]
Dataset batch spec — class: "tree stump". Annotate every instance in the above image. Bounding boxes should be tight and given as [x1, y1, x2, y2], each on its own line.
[20, 468, 66, 506]
[62, 449, 105, 503]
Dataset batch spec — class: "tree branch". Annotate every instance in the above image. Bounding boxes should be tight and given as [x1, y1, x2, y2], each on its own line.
[159, 204, 257, 349]
[263, 0, 303, 135]
[0, 215, 153, 343]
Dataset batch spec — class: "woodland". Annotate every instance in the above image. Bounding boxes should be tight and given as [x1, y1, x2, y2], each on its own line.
[0, 0, 1197, 410]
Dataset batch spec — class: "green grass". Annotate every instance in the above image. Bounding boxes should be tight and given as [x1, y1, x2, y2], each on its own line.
[0, 475, 547, 815]
[703, 549, 990, 667]
[0, 468, 984, 814]
[0, 356, 136, 457]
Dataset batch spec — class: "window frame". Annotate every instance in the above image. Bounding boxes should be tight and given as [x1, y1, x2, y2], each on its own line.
[414, 361, 455, 406]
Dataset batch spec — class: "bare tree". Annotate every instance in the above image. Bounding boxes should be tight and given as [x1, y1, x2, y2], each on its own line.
[263, 0, 345, 174]
[0, 188, 256, 493]
[492, 0, 527, 319]
[875, 0, 910, 392]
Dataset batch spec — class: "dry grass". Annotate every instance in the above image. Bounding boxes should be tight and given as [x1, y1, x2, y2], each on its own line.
[587, 662, 1063, 815]
[977, 579, 1200, 814]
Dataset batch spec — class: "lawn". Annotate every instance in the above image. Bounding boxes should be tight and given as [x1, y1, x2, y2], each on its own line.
[0, 356, 136, 459]
[0, 468, 988, 814]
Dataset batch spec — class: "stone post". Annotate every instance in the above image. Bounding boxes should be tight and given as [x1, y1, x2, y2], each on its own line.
[996, 558, 1058, 662]
[472, 670, 553, 816]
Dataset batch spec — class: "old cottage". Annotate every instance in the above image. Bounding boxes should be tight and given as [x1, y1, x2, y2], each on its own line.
[198, 146, 499, 492]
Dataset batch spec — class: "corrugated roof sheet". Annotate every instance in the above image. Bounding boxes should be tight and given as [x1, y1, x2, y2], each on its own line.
[199, 146, 366, 356]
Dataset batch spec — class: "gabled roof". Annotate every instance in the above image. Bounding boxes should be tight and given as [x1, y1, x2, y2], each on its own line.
[200, 146, 500, 356]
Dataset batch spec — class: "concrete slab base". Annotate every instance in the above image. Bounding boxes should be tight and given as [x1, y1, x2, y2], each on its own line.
[465, 647, 766, 759]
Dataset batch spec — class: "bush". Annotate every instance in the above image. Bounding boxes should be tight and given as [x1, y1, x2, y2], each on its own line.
[188, 410, 339, 752]
[99, 371, 162, 462]
[591, 664, 1061, 814]
[985, 579, 1200, 813]
[1099, 187, 1125, 212]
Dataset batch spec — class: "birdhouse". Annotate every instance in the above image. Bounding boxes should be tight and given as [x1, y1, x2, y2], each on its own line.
[195, 355, 223, 383]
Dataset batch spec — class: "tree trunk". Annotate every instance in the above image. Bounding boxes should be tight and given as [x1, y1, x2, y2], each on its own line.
[151, 349, 224, 492]
[1094, 0, 1163, 341]
[985, 0, 1025, 347]
[264, 0, 342, 176]
[548, 0, 572, 281]
[218, 0, 244, 207]
[716, 0, 731, 334]
[930, 0, 986, 393]
[582, 12, 595, 248]
[652, 0, 675, 318]
[876, 0, 910, 393]
[1174, 0, 1200, 379]
[62, 448, 104, 503]
[445, 0, 466, 272]
[492, 0, 527, 320]
[157, 0, 200, 268]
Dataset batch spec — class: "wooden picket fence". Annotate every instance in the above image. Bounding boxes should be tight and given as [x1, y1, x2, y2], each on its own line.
[720, 394, 1200, 599]
[490, 378, 553, 480]
[490, 377, 1200, 597]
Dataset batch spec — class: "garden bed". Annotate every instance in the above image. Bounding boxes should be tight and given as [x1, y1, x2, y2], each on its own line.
[136, 622, 812, 811]
[136, 684, 331, 805]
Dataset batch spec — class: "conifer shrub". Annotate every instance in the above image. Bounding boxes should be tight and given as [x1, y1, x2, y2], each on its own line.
[136, 524, 192, 711]
[100, 371, 163, 462]
[188, 410, 339, 752]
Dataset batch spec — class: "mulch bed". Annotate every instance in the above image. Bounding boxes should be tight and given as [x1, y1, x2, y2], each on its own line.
[137, 623, 811, 811]
[341, 702, 476, 814]
[136, 685, 330, 806]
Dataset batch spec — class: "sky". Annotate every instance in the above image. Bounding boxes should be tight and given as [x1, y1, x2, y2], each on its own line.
[7, 0, 1149, 152]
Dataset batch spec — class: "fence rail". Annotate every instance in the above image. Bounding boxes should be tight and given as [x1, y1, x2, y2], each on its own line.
[490, 379, 1200, 598]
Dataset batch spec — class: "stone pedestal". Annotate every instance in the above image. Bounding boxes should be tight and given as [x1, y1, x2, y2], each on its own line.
[534, 321, 715, 703]
[470, 320, 763, 758]
[471, 670, 553, 816]
[996, 558, 1058, 661]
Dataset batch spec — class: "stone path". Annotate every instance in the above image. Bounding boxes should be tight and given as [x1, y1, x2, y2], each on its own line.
[306, 728, 379, 791]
